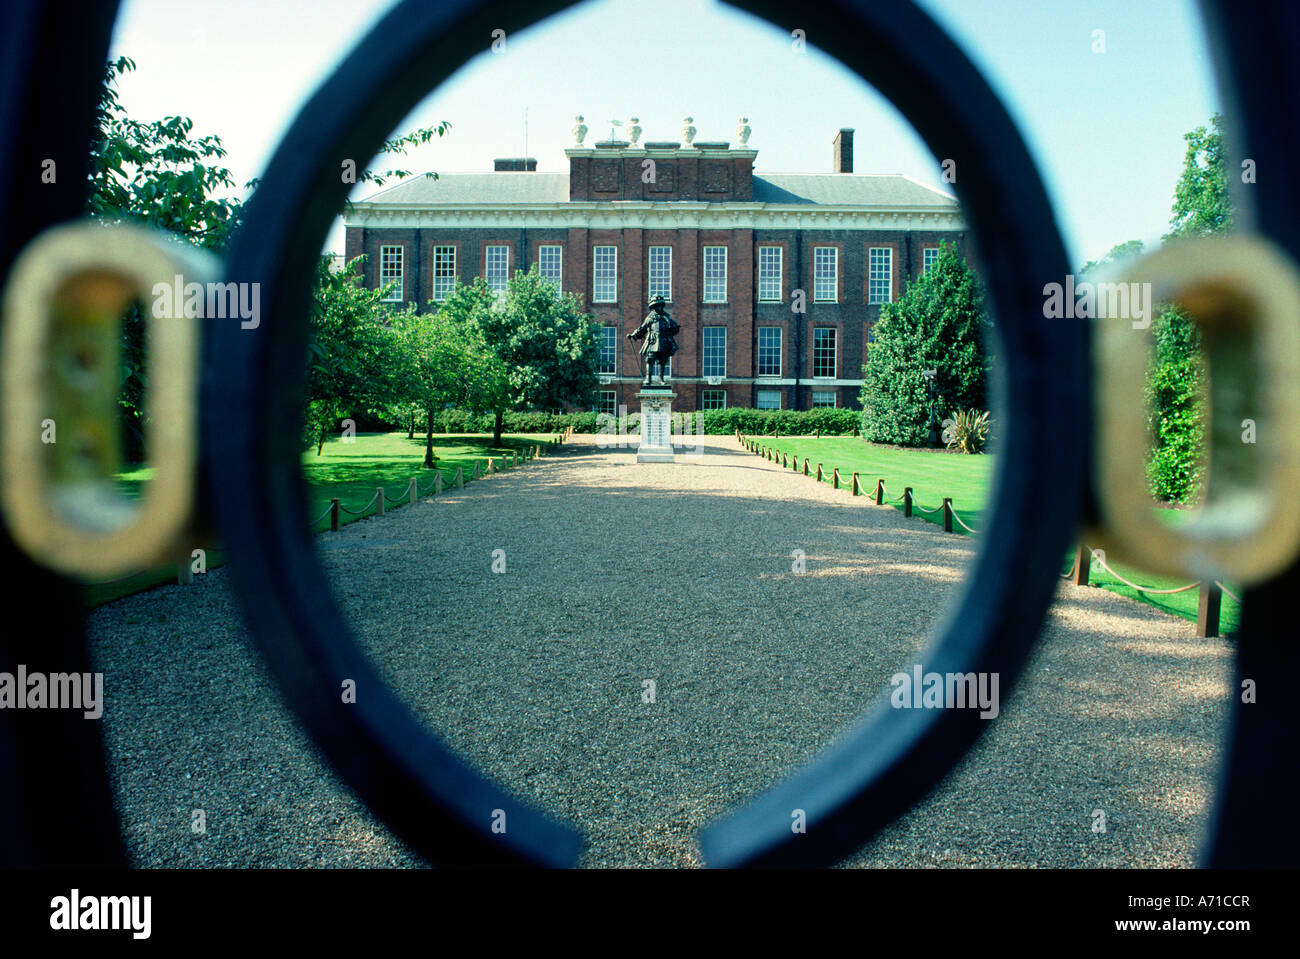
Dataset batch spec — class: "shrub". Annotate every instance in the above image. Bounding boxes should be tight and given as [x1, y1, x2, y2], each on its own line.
[942, 409, 991, 454]
[860, 243, 992, 446]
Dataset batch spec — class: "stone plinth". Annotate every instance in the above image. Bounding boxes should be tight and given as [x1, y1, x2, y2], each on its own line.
[636, 390, 676, 463]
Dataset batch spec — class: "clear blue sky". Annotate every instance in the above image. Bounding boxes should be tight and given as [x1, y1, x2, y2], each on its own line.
[109, 0, 1221, 267]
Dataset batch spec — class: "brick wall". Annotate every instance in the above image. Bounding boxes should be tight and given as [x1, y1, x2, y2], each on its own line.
[342, 223, 967, 414]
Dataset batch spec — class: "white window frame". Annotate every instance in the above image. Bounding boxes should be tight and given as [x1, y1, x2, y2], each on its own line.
[922, 247, 940, 274]
[432, 245, 457, 302]
[757, 246, 782, 302]
[813, 246, 838, 303]
[869, 247, 893, 304]
[702, 246, 727, 303]
[702, 326, 726, 379]
[598, 325, 618, 375]
[593, 245, 618, 303]
[812, 390, 837, 408]
[538, 245, 563, 296]
[756, 389, 782, 410]
[379, 245, 403, 302]
[485, 244, 509, 294]
[648, 246, 672, 302]
[702, 390, 727, 410]
[596, 391, 618, 417]
[812, 327, 837, 379]
[757, 326, 782, 377]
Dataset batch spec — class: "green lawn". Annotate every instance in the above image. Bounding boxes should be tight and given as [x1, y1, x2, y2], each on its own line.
[88, 432, 560, 608]
[749, 435, 1240, 635]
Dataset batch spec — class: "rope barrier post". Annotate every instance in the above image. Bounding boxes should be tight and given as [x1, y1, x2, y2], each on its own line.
[803, 459, 809, 476]
[512, 451, 518, 468]
[832, 467, 839, 489]
[904, 487, 913, 517]
[455, 467, 463, 489]
[435, 471, 443, 494]
[1197, 582, 1222, 638]
[1070, 544, 1090, 586]
[816, 463, 824, 482]
[408, 477, 417, 507]
[376, 487, 385, 517]
[487, 456, 494, 474]
[852, 472, 860, 496]
[942, 497, 953, 533]
[874, 479, 884, 505]
[177, 555, 193, 586]
[330, 498, 340, 532]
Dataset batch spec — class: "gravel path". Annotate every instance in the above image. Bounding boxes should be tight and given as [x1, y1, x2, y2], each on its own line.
[85, 434, 1233, 867]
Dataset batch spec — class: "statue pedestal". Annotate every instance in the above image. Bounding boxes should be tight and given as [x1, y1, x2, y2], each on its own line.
[636, 390, 676, 463]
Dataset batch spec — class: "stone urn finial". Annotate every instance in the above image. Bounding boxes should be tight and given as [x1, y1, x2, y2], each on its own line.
[572, 114, 588, 146]
[736, 116, 751, 147]
[681, 115, 696, 146]
[627, 116, 642, 146]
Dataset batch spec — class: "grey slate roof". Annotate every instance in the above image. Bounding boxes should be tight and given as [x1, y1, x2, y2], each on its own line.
[357, 171, 956, 208]
[754, 174, 955, 207]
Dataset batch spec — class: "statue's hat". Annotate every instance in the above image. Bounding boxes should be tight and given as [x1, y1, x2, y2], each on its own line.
[648, 293, 666, 306]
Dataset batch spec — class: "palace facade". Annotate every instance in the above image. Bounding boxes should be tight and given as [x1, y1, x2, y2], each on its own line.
[343, 122, 965, 413]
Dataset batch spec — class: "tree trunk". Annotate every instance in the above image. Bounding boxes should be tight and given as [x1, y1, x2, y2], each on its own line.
[493, 409, 504, 447]
[424, 410, 436, 468]
[407, 408, 415, 440]
[316, 425, 325, 456]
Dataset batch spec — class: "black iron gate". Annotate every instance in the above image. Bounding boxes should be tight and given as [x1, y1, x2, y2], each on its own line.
[0, 0, 1296, 868]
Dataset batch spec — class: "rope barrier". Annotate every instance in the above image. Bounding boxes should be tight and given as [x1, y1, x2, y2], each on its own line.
[739, 436, 1233, 607]
[1215, 581, 1242, 604]
[1085, 546, 1201, 594]
[338, 490, 381, 516]
[949, 508, 978, 534]
[310, 503, 334, 526]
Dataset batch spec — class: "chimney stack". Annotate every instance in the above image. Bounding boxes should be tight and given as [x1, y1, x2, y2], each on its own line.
[832, 129, 854, 173]
[493, 157, 537, 171]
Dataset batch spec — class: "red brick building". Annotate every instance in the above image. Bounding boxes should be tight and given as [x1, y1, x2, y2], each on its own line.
[344, 124, 965, 413]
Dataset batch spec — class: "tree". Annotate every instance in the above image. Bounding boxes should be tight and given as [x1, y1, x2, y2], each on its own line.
[1165, 113, 1232, 239]
[859, 243, 992, 446]
[1142, 114, 1229, 501]
[1080, 239, 1145, 277]
[88, 55, 450, 462]
[304, 256, 404, 455]
[391, 279, 509, 467]
[474, 266, 601, 445]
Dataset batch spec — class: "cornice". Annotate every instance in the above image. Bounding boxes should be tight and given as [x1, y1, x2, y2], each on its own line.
[346, 202, 964, 232]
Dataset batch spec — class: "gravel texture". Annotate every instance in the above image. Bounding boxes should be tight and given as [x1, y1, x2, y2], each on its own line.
[85, 434, 1233, 867]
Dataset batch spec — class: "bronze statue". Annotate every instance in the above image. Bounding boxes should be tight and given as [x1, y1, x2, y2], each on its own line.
[628, 294, 680, 387]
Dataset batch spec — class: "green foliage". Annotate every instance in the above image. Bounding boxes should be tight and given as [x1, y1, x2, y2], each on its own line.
[942, 409, 991, 454]
[474, 266, 602, 420]
[412, 406, 861, 436]
[1079, 239, 1145, 277]
[304, 256, 406, 453]
[89, 54, 451, 464]
[1145, 310, 1206, 502]
[387, 279, 510, 465]
[1165, 113, 1232, 239]
[1141, 112, 1228, 500]
[859, 243, 992, 446]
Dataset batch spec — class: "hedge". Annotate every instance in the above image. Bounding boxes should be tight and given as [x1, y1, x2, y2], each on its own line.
[380, 407, 860, 437]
